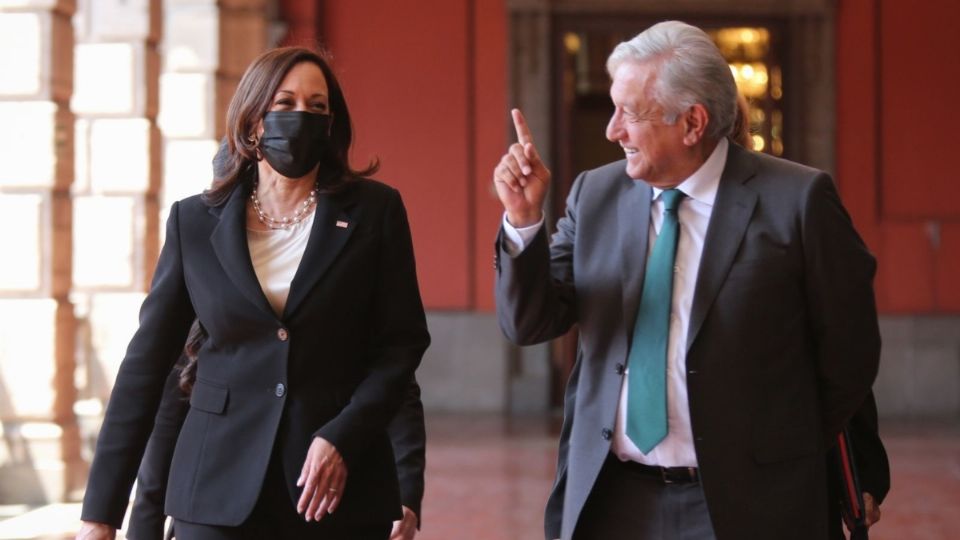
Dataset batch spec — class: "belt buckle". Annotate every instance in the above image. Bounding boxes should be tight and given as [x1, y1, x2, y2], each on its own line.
[660, 468, 674, 484]
[661, 466, 696, 483]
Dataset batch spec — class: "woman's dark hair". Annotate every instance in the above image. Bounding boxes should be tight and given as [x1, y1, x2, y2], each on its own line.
[203, 46, 378, 206]
[178, 319, 206, 395]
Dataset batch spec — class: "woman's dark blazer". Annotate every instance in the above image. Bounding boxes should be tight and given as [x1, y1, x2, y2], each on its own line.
[126, 366, 427, 540]
[80, 176, 430, 530]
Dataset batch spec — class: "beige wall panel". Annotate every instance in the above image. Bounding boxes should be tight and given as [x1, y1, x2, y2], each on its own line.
[72, 196, 135, 287]
[0, 101, 57, 187]
[159, 72, 214, 137]
[0, 298, 57, 418]
[72, 42, 135, 114]
[164, 4, 220, 71]
[0, 194, 43, 291]
[163, 138, 219, 203]
[0, 12, 42, 95]
[86, 0, 153, 41]
[87, 118, 150, 191]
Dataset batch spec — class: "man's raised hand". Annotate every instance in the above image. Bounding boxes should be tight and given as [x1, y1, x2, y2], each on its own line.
[493, 108, 551, 227]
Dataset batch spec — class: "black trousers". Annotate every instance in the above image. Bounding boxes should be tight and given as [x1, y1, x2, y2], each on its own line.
[573, 454, 717, 540]
[173, 449, 390, 540]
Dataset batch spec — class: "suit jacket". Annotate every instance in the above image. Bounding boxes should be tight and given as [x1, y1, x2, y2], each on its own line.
[81, 176, 430, 530]
[126, 361, 186, 540]
[126, 365, 427, 540]
[495, 143, 880, 540]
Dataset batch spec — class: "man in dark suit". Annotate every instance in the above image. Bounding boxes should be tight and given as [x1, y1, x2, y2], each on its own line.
[493, 21, 880, 540]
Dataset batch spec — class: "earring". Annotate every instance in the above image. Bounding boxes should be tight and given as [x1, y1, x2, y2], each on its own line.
[245, 134, 262, 161]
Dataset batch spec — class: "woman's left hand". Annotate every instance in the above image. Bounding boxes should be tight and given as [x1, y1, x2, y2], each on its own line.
[296, 436, 347, 521]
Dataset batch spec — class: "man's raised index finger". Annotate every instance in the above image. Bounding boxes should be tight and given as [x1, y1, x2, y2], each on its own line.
[512, 108, 534, 145]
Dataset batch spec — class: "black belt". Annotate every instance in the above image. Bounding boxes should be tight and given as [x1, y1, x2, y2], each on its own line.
[606, 453, 699, 484]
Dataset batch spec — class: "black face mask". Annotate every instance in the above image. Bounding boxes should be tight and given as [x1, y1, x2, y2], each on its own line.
[259, 111, 331, 178]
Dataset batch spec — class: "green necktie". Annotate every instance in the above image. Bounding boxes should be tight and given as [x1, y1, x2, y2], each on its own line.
[626, 188, 684, 453]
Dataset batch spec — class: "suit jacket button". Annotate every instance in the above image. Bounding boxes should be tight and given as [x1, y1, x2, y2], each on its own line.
[275, 383, 286, 397]
[601, 428, 613, 440]
[615, 363, 625, 375]
[277, 328, 289, 341]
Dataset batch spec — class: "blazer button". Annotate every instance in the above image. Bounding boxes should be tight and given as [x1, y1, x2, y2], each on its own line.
[275, 383, 286, 397]
[601, 428, 613, 440]
[277, 328, 289, 341]
[615, 363, 625, 375]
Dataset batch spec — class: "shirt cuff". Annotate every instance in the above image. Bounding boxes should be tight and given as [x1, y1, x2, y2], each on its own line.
[501, 213, 544, 257]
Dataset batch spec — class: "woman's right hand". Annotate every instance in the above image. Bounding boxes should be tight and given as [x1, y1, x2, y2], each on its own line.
[493, 109, 551, 228]
[76, 521, 116, 540]
[297, 436, 348, 522]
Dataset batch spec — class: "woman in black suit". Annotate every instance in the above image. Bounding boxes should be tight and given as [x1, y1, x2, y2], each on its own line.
[76, 46, 430, 540]
[126, 321, 426, 540]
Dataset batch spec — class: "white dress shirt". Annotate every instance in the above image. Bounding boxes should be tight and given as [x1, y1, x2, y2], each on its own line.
[502, 138, 728, 467]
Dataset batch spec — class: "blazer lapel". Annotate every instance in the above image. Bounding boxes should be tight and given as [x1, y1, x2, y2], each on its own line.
[619, 177, 653, 345]
[282, 191, 358, 319]
[210, 181, 276, 317]
[686, 144, 758, 352]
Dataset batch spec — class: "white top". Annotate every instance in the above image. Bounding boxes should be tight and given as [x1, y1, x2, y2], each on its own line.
[502, 138, 728, 467]
[247, 210, 315, 317]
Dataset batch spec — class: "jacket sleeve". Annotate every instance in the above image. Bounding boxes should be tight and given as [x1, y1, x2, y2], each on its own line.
[126, 361, 190, 540]
[826, 390, 889, 538]
[800, 174, 881, 440]
[495, 171, 587, 346]
[81, 201, 196, 528]
[847, 391, 890, 503]
[387, 375, 426, 527]
[314, 189, 430, 465]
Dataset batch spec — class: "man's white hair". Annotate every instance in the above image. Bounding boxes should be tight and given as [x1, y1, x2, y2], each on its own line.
[607, 20, 737, 140]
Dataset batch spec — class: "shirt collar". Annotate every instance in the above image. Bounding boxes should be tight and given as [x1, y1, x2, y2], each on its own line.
[652, 137, 728, 207]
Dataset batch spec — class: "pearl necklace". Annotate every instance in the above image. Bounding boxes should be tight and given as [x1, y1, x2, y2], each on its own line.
[250, 181, 318, 230]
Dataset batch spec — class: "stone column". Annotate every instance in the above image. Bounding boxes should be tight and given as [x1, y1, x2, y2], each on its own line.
[69, 2, 163, 488]
[0, 0, 80, 503]
[66, 0, 268, 502]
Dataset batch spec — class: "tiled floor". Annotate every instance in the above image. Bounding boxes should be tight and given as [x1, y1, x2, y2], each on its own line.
[0, 414, 957, 539]
[863, 422, 960, 539]
[416, 415, 559, 540]
[416, 415, 960, 540]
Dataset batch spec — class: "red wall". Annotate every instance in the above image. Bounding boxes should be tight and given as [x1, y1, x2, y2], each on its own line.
[837, 0, 960, 312]
[309, 0, 959, 314]
[322, 0, 506, 310]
